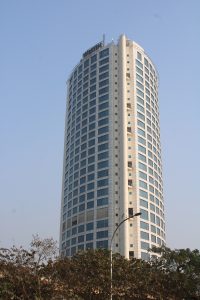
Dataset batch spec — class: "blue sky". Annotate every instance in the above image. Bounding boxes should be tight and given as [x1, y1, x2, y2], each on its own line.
[1, 0, 200, 250]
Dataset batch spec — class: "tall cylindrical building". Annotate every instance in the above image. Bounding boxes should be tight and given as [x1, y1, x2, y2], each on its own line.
[60, 35, 166, 260]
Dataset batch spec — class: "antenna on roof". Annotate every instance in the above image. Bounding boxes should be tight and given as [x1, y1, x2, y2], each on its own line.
[103, 33, 105, 45]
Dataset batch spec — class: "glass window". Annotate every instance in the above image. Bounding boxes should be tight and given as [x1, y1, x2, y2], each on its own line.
[98, 134, 109, 143]
[138, 128, 145, 137]
[138, 145, 146, 154]
[139, 171, 147, 180]
[99, 48, 109, 58]
[98, 143, 108, 152]
[98, 160, 108, 169]
[97, 219, 108, 228]
[96, 230, 108, 239]
[141, 231, 149, 240]
[99, 72, 109, 81]
[87, 191, 94, 200]
[87, 182, 94, 190]
[98, 118, 109, 127]
[139, 189, 148, 199]
[97, 188, 108, 197]
[86, 222, 93, 231]
[140, 209, 149, 220]
[78, 235, 84, 243]
[138, 153, 146, 162]
[87, 201, 94, 209]
[140, 199, 148, 208]
[139, 162, 147, 171]
[99, 79, 109, 87]
[96, 240, 108, 249]
[98, 169, 108, 178]
[98, 151, 108, 160]
[141, 241, 149, 250]
[140, 221, 149, 230]
[98, 126, 109, 135]
[86, 233, 93, 241]
[97, 197, 108, 206]
[98, 110, 109, 119]
[97, 178, 108, 187]
[99, 56, 109, 65]
[78, 224, 84, 233]
[99, 65, 109, 73]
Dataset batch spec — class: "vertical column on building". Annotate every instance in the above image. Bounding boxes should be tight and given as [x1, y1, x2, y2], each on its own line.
[118, 35, 129, 258]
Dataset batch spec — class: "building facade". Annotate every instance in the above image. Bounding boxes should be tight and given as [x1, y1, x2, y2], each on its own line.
[60, 35, 166, 260]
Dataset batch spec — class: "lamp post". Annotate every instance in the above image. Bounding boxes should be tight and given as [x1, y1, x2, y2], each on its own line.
[110, 212, 141, 300]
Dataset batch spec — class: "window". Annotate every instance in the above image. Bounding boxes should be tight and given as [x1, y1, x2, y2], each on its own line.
[86, 233, 93, 241]
[99, 102, 109, 110]
[140, 199, 148, 208]
[97, 178, 108, 187]
[99, 57, 109, 66]
[139, 171, 147, 180]
[98, 126, 109, 135]
[96, 240, 108, 249]
[97, 197, 108, 206]
[140, 221, 149, 230]
[98, 151, 108, 160]
[98, 134, 109, 143]
[98, 118, 109, 127]
[98, 143, 108, 152]
[98, 160, 108, 169]
[138, 128, 145, 137]
[139, 189, 148, 199]
[78, 224, 84, 233]
[97, 219, 108, 228]
[141, 241, 149, 250]
[138, 145, 146, 154]
[97, 188, 108, 197]
[78, 235, 84, 243]
[99, 48, 109, 58]
[139, 162, 147, 171]
[98, 110, 109, 119]
[96, 230, 108, 239]
[98, 169, 109, 178]
[86, 222, 93, 231]
[140, 209, 149, 220]
[138, 153, 146, 162]
[141, 231, 149, 240]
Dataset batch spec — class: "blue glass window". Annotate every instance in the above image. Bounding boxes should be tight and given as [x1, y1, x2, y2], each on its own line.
[98, 169, 108, 178]
[86, 222, 94, 231]
[87, 191, 94, 200]
[98, 126, 109, 135]
[97, 188, 108, 197]
[96, 230, 108, 239]
[97, 197, 108, 206]
[99, 48, 109, 58]
[98, 151, 108, 160]
[97, 219, 108, 229]
[96, 240, 108, 249]
[97, 178, 108, 187]
[86, 233, 93, 241]
[98, 134, 109, 143]
[98, 143, 108, 152]
[87, 201, 94, 209]
[98, 160, 108, 169]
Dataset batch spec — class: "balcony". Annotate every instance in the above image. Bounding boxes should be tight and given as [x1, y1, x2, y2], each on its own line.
[128, 179, 133, 187]
[127, 103, 131, 109]
[127, 127, 132, 134]
[128, 161, 132, 168]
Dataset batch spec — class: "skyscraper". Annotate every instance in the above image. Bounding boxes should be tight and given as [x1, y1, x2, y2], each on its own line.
[60, 35, 166, 260]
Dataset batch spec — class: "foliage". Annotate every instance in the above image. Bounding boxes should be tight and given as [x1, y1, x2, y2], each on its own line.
[0, 238, 200, 299]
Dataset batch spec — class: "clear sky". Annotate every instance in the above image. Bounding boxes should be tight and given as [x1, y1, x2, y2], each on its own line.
[1, 0, 200, 250]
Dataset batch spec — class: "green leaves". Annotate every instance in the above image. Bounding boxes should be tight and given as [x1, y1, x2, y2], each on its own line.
[0, 239, 200, 299]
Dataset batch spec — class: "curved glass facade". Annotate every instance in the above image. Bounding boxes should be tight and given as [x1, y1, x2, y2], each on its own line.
[60, 35, 166, 260]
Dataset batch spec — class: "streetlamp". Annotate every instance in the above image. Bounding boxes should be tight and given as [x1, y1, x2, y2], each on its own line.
[110, 212, 142, 300]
